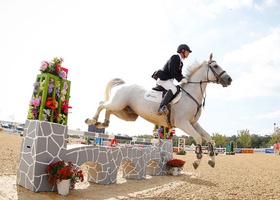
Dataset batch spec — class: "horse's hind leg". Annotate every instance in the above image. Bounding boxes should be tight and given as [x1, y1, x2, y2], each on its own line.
[95, 109, 111, 129]
[85, 103, 105, 125]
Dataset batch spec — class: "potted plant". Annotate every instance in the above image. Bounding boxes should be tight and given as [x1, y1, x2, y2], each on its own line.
[166, 158, 186, 176]
[176, 149, 186, 155]
[46, 160, 84, 195]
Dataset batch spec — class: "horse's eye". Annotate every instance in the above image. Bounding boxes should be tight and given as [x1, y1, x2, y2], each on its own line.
[213, 65, 218, 68]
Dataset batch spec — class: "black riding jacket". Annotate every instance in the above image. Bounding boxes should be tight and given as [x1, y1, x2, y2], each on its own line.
[156, 54, 184, 82]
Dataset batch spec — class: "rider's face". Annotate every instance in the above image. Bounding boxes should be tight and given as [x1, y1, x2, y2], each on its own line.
[183, 51, 189, 59]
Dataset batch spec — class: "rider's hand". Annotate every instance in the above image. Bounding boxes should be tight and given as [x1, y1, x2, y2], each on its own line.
[180, 78, 188, 84]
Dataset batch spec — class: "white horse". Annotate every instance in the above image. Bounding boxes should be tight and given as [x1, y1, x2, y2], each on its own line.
[86, 53, 232, 169]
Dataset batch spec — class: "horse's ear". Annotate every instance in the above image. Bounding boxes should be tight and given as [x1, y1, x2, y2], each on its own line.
[209, 53, 213, 61]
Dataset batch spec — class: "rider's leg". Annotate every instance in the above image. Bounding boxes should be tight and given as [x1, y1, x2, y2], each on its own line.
[156, 79, 177, 115]
[157, 89, 174, 115]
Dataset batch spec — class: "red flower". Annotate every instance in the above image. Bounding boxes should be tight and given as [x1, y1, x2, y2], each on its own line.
[61, 100, 72, 114]
[45, 160, 84, 186]
[45, 97, 57, 110]
[166, 158, 185, 168]
[55, 64, 60, 72]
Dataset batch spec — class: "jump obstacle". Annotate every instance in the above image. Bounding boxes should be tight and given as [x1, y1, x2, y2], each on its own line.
[17, 57, 173, 192]
[17, 120, 173, 192]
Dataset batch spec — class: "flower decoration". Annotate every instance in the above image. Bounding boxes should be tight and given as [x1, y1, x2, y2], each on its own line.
[27, 57, 71, 125]
[46, 160, 84, 186]
[60, 82, 68, 101]
[166, 158, 185, 169]
[40, 57, 66, 79]
[61, 100, 72, 114]
[45, 97, 58, 110]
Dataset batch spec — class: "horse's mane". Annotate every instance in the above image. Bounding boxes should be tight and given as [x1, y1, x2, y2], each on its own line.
[184, 60, 207, 79]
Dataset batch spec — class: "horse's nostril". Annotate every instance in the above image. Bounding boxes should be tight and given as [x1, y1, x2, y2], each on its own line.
[228, 77, 232, 82]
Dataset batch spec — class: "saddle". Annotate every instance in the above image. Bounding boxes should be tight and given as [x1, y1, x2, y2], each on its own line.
[152, 84, 181, 99]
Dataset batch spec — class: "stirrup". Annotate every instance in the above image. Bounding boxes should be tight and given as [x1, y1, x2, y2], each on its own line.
[157, 105, 169, 116]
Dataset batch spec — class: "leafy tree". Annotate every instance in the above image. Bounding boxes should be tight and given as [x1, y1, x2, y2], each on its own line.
[184, 136, 196, 146]
[237, 129, 252, 148]
[259, 135, 271, 148]
[268, 133, 280, 146]
[212, 133, 228, 147]
[228, 135, 237, 142]
[251, 134, 262, 148]
[172, 135, 179, 147]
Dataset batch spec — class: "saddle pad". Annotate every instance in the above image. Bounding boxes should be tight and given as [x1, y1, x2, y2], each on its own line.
[144, 90, 181, 104]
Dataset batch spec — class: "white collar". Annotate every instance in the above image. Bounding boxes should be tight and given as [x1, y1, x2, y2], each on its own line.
[177, 53, 184, 62]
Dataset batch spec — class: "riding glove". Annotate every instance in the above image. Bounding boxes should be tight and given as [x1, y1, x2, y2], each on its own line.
[180, 78, 188, 84]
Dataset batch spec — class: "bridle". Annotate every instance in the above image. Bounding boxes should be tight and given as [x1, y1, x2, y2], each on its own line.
[179, 60, 226, 117]
[207, 60, 226, 84]
[187, 60, 226, 85]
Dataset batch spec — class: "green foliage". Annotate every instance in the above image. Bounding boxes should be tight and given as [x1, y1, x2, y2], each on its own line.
[237, 129, 252, 148]
[176, 149, 186, 155]
[138, 127, 277, 148]
[230, 141, 234, 152]
[251, 134, 262, 148]
[212, 133, 228, 147]
[268, 132, 280, 145]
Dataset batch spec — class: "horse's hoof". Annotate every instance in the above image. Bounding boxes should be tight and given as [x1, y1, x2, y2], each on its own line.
[85, 118, 91, 125]
[193, 162, 199, 169]
[208, 160, 215, 168]
[102, 123, 109, 128]
[95, 122, 101, 127]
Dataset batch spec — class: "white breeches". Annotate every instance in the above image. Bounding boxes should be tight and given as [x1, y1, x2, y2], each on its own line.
[157, 79, 177, 95]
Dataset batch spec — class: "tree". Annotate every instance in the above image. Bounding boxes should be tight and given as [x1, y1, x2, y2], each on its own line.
[259, 135, 271, 148]
[184, 136, 196, 146]
[268, 131, 280, 146]
[251, 134, 262, 148]
[237, 129, 252, 148]
[212, 133, 228, 147]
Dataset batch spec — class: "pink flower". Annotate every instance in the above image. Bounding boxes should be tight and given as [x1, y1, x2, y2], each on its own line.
[30, 97, 41, 106]
[59, 70, 67, 79]
[40, 61, 49, 71]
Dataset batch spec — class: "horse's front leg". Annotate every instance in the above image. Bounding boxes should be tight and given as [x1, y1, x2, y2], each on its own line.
[193, 122, 215, 168]
[207, 142, 215, 168]
[176, 121, 203, 169]
[193, 144, 202, 169]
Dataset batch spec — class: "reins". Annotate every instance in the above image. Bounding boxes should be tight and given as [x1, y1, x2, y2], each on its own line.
[179, 61, 226, 117]
[179, 85, 203, 117]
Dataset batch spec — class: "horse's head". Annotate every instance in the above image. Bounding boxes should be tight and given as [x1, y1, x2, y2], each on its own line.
[207, 53, 232, 87]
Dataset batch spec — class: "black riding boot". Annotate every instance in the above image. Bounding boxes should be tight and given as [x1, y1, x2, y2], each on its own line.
[157, 90, 174, 115]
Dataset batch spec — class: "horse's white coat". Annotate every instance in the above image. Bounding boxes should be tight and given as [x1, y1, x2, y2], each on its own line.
[86, 54, 232, 168]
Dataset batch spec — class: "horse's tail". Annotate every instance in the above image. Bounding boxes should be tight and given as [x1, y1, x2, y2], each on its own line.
[104, 78, 125, 101]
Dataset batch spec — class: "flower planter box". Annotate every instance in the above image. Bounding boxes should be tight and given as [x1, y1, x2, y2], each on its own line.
[27, 73, 71, 125]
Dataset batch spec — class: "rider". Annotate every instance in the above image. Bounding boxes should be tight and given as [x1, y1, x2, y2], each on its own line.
[152, 44, 192, 115]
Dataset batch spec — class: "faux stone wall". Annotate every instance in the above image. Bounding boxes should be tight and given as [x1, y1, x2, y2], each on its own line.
[17, 120, 173, 192]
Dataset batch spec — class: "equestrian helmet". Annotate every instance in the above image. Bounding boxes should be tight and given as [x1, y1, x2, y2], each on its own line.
[177, 44, 192, 53]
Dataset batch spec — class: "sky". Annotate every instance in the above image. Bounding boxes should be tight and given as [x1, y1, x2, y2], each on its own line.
[0, 0, 280, 137]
